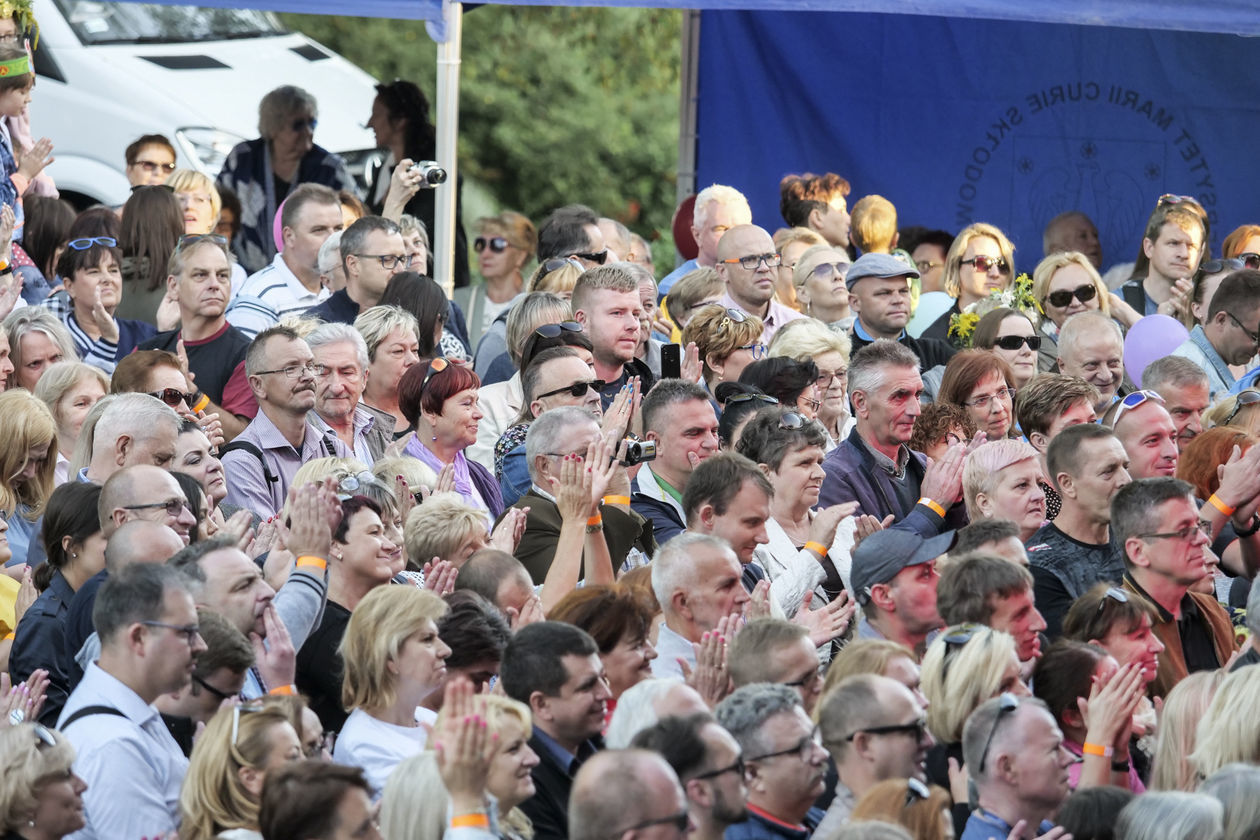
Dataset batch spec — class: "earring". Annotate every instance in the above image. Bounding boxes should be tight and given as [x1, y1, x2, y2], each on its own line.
[432, 434, 438, 442]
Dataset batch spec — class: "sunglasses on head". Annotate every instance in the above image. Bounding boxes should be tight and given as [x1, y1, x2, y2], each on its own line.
[1045, 283, 1097, 308]
[778, 411, 808, 431]
[1098, 587, 1129, 611]
[993, 334, 1042, 352]
[534, 321, 583, 340]
[724, 392, 778, 407]
[420, 357, 450, 392]
[1237, 254, 1260, 271]
[962, 254, 1008, 273]
[67, 236, 117, 250]
[1106, 389, 1165, 429]
[150, 388, 196, 409]
[1224, 390, 1260, 426]
[1157, 193, 1198, 207]
[474, 236, 509, 253]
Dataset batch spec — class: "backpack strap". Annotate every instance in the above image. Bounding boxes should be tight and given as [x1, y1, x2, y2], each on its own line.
[219, 439, 278, 485]
[61, 704, 126, 728]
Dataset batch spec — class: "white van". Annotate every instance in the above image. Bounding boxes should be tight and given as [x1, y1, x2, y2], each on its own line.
[28, 0, 382, 207]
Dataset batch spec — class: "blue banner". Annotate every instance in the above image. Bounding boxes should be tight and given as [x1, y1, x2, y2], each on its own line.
[695, 11, 1260, 269]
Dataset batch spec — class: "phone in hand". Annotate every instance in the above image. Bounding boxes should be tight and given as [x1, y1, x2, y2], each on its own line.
[661, 343, 681, 380]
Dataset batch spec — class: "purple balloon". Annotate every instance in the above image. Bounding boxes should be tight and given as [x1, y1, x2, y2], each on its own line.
[1124, 314, 1190, 386]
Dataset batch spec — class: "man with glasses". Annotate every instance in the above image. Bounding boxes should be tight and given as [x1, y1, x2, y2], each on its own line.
[1170, 268, 1260, 398]
[715, 224, 804, 344]
[847, 252, 955, 373]
[1114, 478, 1237, 697]
[659, 185, 752, 297]
[59, 563, 204, 840]
[223, 325, 349, 518]
[1141, 356, 1211, 451]
[631, 713, 748, 840]
[728, 620, 823, 715]
[228, 184, 343, 338]
[715, 683, 828, 840]
[139, 233, 258, 441]
[815, 674, 933, 835]
[513, 406, 652, 585]
[570, 749, 690, 840]
[960, 694, 1073, 840]
[536, 203, 609, 269]
[307, 216, 406, 325]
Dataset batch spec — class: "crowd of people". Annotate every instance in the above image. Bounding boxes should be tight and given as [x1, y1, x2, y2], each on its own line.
[0, 3, 1256, 838]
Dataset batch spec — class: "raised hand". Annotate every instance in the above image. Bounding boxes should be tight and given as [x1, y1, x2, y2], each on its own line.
[680, 341, 702, 382]
[90, 285, 119, 344]
[433, 462, 456, 495]
[807, 502, 859, 553]
[920, 442, 966, 508]
[16, 137, 53, 181]
[432, 677, 494, 812]
[422, 558, 458, 595]
[793, 590, 856, 646]
[681, 622, 732, 708]
[489, 507, 528, 554]
[745, 579, 772, 620]
[251, 603, 296, 690]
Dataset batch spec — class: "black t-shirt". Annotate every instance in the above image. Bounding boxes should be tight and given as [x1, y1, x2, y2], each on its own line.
[138, 323, 256, 418]
[296, 600, 352, 733]
[1027, 523, 1124, 639]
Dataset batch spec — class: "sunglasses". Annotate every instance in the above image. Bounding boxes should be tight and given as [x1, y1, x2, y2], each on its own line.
[1107, 389, 1165, 429]
[1157, 193, 1198, 207]
[150, 388, 196, 409]
[534, 321, 583, 340]
[1237, 254, 1260, 271]
[536, 379, 604, 400]
[291, 117, 318, 132]
[809, 261, 850, 281]
[1224, 390, 1260, 425]
[67, 236, 117, 250]
[133, 159, 177, 174]
[962, 254, 1008, 274]
[724, 392, 778, 407]
[993, 334, 1042, 352]
[569, 249, 608, 265]
[1045, 283, 1097, 308]
[1098, 587, 1129, 611]
[978, 693, 1021, 773]
[904, 777, 931, 807]
[1200, 257, 1247, 275]
[844, 719, 928, 742]
[336, 471, 379, 500]
[178, 233, 227, 250]
[474, 236, 510, 253]
[778, 411, 808, 431]
[420, 357, 450, 392]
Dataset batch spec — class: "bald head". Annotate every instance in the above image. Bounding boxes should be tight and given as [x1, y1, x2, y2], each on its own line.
[98, 465, 195, 543]
[569, 750, 687, 840]
[104, 520, 185, 572]
[716, 224, 774, 263]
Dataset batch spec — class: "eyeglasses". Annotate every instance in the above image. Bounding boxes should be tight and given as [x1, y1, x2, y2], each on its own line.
[536, 379, 605, 400]
[124, 498, 191, 517]
[231, 703, 265, 745]
[569, 249, 608, 265]
[253, 362, 319, 380]
[1139, 519, 1211, 542]
[1223, 390, 1260, 425]
[916, 259, 943, 274]
[738, 343, 767, 360]
[149, 388, 196, 409]
[140, 620, 201, 645]
[1228, 311, 1260, 345]
[904, 777, 931, 807]
[1107, 389, 1165, 429]
[305, 730, 337, 759]
[290, 117, 318, 132]
[337, 471, 379, 499]
[692, 756, 746, 781]
[778, 411, 808, 431]
[355, 253, 410, 270]
[799, 395, 821, 412]
[613, 812, 690, 836]
[746, 726, 822, 763]
[993, 335, 1042, 352]
[192, 673, 238, 702]
[1045, 283, 1097, 308]
[178, 233, 228, 250]
[474, 236, 509, 253]
[816, 369, 847, 389]
[1200, 257, 1247, 274]
[963, 387, 1015, 411]
[780, 665, 823, 689]
[721, 252, 781, 271]
[67, 237, 117, 250]
[724, 392, 778, 407]
[978, 693, 1020, 773]
[420, 357, 450, 392]
[133, 159, 177, 174]
[843, 718, 928, 742]
[809, 261, 850, 281]
[1237, 253, 1260, 270]
[534, 321, 584, 340]
[962, 255, 1009, 274]
[1098, 587, 1129, 611]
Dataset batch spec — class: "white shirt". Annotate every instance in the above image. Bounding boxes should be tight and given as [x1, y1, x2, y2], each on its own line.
[650, 621, 695, 678]
[58, 663, 188, 840]
[333, 707, 430, 799]
[227, 252, 329, 338]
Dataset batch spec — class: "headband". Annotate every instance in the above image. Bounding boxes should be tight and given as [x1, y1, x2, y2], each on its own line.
[0, 53, 29, 77]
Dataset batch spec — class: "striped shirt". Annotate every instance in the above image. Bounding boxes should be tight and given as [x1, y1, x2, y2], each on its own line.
[226, 253, 329, 338]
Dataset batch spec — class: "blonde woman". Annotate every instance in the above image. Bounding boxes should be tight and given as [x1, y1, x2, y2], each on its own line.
[1191, 665, 1260, 781]
[920, 625, 1027, 793]
[0, 723, 86, 840]
[355, 304, 422, 436]
[0, 390, 58, 566]
[466, 211, 537, 345]
[1150, 669, 1225, 791]
[4, 308, 76, 392]
[333, 584, 451, 798]
[681, 303, 765, 400]
[660, 266, 723, 340]
[920, 222, 1015, 343]
[381, 692, 539, 840]
[404, 491, 491, 570]
[773, 226, 827, 312]
[179, 702, 303, 840]
[769, 317, 853, 448]
[1031, 251, 1140, 371]
[32, 361, 108, 485]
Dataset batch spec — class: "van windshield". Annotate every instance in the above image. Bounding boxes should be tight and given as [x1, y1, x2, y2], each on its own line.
[54, 1, 285, 45]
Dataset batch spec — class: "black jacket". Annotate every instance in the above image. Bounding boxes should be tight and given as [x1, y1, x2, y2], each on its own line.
[849, 326, 956, 372]
[519, 731, 602, 840]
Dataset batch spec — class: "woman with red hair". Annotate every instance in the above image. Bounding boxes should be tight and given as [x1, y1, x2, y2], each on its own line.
[398, 358, 504, 521]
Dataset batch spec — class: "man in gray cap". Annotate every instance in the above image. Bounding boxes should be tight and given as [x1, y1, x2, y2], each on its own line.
[847, 252, 955, 371]
[850, 528, 953, 659]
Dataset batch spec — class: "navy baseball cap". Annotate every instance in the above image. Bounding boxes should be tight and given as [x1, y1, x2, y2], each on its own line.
[850, 529, 956, 605]
[845, 252, 920, 290]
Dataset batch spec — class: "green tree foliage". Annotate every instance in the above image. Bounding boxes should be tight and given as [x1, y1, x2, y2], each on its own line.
[279, 7, 681, 246]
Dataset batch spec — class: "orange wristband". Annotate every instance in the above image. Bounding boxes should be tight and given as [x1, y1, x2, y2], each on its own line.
[1082, 742, 1113, 757]
[1207, 493, 1236, 517]
[2, 632, 12, 642]
[803, 541, 828, 557]
[586, 513, 603, 527]
[450, 814, 490, 829]
[296, 556, 328, 571]
[268, 684, 297, 696]
[918, 497, 946, 518]
[602, 495, 631, 506]
[192, 393, 211, 413]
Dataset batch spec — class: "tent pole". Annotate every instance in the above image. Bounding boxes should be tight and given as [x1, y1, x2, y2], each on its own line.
[676, 8, 700, 209]
[434, 0, 462, 298]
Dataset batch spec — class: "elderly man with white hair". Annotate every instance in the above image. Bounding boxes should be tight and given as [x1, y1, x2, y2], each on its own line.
[651, 532, 750, 679]
[1056, 311, 1125, 414]
[306, 321, 389, 463]
[81, 393, 182, 484]
[659, 184, 754, 296]
[317, 230, 346, 292]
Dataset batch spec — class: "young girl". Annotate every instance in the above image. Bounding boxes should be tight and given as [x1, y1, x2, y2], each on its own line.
[47, 237, 155, 372]
[0, 41, 52, 241]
